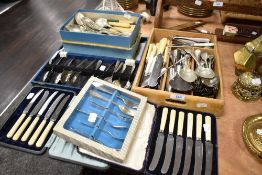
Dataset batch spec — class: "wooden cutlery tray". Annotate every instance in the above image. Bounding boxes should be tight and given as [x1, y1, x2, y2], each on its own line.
[132, 28, 224, 116]
[146, 106, 218, 175]
[0, 86, 74, 154]
[54, 77, 147, 163]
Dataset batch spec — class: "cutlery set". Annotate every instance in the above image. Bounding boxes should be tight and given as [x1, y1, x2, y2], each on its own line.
[148, 107, 216, 175]
[0, 88, 73, 151]
[39, 55, 137, 89]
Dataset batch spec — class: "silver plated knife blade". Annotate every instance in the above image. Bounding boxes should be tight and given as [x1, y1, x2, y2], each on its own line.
[149, 107, 168, 171]
[148, 54, 163, 87]
[204, 116, 213, 175]
[30, 91, 50, 116]
[50, 95, 70, 121]
[182, 113, 194, 175]
[43, 93, 65, 119]
[161, 109, 176, 174]
[193, 114, 203, 175]
[23, 89, 44, 114]
[172, 111, 185, 175]
[38, 91, 58, 116]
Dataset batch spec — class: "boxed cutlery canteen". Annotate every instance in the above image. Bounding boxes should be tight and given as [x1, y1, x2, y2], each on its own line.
[53, 77, 147, 162]
[132, 28, 224, 116]
[0, 86, 75, 154]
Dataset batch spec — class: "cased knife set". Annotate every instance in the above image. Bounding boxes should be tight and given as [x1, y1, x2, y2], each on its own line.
[132, 28, 224, 116]
[33, 51, 139, 91]
[147, 106, 218, 175]
[0, 87, 74, 154]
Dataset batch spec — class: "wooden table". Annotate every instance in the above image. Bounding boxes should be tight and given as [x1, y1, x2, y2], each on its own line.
[0, 1, 261, 175]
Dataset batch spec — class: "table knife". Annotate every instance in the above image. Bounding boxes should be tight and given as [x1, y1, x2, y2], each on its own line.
[21, 91, 59, 142]
[6, 89, 44, 138]
[36, 95, 70, 147]
[204, 115, 213, 175]
[182, 113, 194, 175]
[148, 53, 163, 88]
[12, 91, 50, 141]
[27, 93, 64, 145]
[149, 107, 168, 171]
[161, 109, 176, 174]
[172, 111, 185, 175]
[193, 114, 203, 175]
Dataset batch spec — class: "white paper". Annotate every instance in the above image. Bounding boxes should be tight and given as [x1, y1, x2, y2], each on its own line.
[195, 0, 202, 6]
[213, 1, 223, 7]
[99, 65, 106, 71]
[251, 31, 258, 36]
[26, 93, 34, 100]
[88, 113, 97, 123]
[170, 93, 185, 101]
[123, 13, 131, 19]
[196, 103, 208, 108]
[252, 78, 261, 85]
[257, 129, 262, 135]
[92, 81, 103, 87]
[203, 124, 211, 132]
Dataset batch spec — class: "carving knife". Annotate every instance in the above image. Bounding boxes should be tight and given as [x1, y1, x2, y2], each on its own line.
[172, 111, 185, 175]
[25, 92, 64, 144]
[204, 115, 213, 175]
[21, 91, 59, 142]
[193, 114, 203, 175]
[36, 95, 70, 147]
[12, 90, 50, 141]
[182, 113, 194, 175]
[148, 53, 163, 87]
[149, 107, 168, 171]
[6, 89, 44, 138]
[161, 109, 176, 174]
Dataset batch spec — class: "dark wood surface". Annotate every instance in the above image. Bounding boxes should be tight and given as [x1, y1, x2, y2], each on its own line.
[0, 0, 133, 174]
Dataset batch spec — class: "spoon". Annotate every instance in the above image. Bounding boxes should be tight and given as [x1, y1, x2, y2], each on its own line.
[201, 75, 220, 87]
[179, 54, 197, 83]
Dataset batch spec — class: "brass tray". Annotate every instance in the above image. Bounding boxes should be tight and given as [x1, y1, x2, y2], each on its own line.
[242, 113, 262, 160]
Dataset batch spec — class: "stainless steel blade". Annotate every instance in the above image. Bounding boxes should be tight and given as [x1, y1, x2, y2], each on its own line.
[193, 140, 203, 175]
[38, 91, 58, 115]
[148, 54, 163, 87]
[205, 142, 213, 175]
[30, 91, 50, 116]
[182, 138, 193, 175]
[161, 135, 174, 174]
[23, 89, 44, 114]
[172, 136, 184, 175]
[50, 95, 70, 121]
[43, 93, 65, 119]
[148, 133, 165, 171]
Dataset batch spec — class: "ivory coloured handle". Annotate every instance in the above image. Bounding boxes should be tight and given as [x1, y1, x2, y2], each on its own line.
[28, 120, 46, 146]
[12, 116, 32, 141]
[187, 113, 193, 138]
[21, 116, 40, 142]
[108, 22, 131, 28]
[169, 109, 176, 134]
[205, 115, 211, 141]
[160, 107, 168, 132]
[158, 38, 168, 54]
[36, 121, 54, 148]
[6, 113, 26, 138]
[177, 111, 185, 136]
[196, 114, 202, 140]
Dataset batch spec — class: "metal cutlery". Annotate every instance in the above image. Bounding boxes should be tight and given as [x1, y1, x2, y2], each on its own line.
[12, 91, 50, 141]
[172, 111, 185, 175]
[6, 89, 44, 138]
[27, 93, 64, 145]
[193, 114, 203, 175]
[149, 107, 168, 171]
[161, 109, 176, 174]
[204, 115, 213, 175]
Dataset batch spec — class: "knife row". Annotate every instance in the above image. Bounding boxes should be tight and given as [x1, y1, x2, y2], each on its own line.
[38, 56, 137, 89]
[0, 88, 72, 151]
[148, 107, 217, 175]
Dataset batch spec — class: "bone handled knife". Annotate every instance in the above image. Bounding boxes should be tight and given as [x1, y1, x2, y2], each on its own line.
[21, 91, 59, 142]
[6, 89, 44, 138]
[193, 114, 203, 175]
[35, 95, 70, 148]
[161, 109, 176, 174]
[149, 107, 168, 171]
[182, 113, 194, 175]
[12, 91, 50, 141]
[172, 111, 185, 175]
[204, 115, 213, 175]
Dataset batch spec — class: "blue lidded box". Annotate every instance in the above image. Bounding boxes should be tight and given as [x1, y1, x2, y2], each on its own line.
[59, 9, 142, 49]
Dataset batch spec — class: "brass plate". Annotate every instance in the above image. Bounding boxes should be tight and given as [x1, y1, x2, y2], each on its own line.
[242, 114, 262, 160]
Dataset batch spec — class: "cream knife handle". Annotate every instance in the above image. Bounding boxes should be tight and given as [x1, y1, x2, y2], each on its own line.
[177, 111, 185, 136]
[158, 38, 168, 54]
[163, 40, 170, 66]
[187, 113, 193, 138]
[146, 44, 154, 61]
[196, 114, 202, 140]
[36, 121, 54, 148]
[7, 113, 26, 138]
[21, 116, 40, 142]
[28, 120, 46, 146]
[160, 107, 168, 132]
[12, 116, 32, 141]
[205, 115, 212, 141]
[169, 109, 176, 134]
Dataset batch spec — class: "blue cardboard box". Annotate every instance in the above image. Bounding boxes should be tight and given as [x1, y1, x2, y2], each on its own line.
[60, 9, 142, 48]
